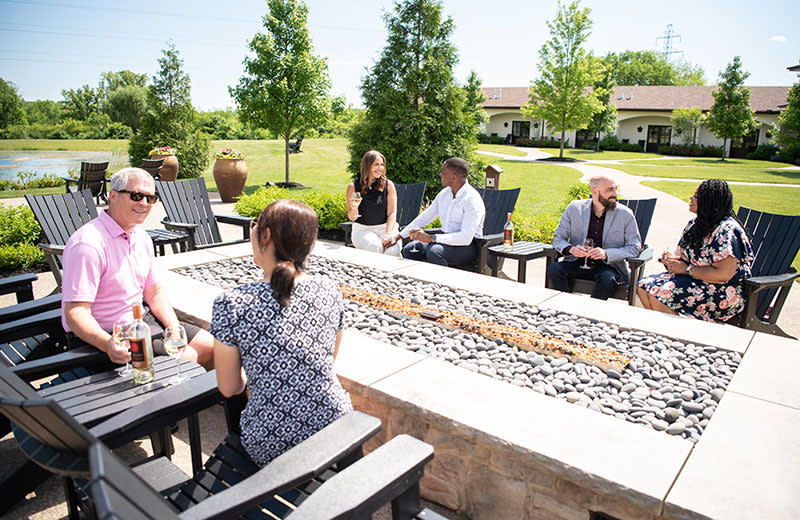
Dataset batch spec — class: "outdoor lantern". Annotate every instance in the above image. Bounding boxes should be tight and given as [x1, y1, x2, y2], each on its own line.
[504, 122, 508, 127]
[637, 126, 643, 133]
[484, 164, 503, 190]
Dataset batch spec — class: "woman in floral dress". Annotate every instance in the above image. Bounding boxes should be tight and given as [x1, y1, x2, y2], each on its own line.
[638, 179, 754, 322]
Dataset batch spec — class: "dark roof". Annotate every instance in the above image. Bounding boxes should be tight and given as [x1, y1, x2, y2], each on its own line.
[481, 85, 790, 113]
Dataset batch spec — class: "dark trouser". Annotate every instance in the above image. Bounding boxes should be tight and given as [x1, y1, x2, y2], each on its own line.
[66, 307, 202, 356]
[401, 240, 478, 267]
[547, 259, 621, 300]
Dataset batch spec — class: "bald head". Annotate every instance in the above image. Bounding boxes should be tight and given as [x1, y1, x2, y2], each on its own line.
[589, 174, 618, 211]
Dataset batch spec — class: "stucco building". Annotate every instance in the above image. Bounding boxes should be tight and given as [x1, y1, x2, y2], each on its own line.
[480, 85, 789, 157]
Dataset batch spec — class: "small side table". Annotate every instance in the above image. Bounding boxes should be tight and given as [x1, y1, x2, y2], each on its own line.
[146, 229, 192, 256]
[487, 241, 556, 284]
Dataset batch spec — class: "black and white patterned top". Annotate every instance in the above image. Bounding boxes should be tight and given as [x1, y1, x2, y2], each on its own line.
[210, 276, 352, 466]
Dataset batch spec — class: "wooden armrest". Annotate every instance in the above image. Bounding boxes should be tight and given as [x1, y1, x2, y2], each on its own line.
[90, 371, 222, 446]
[288, 434, 434, 520]
[62, 177, 79, 183]
[475, 232, 504, 247]
[214, 214, 252, 227]
[39, 243, 65, 256]
[11, 345, 109, 380]
[626, 247, 654, 269]
[184, 411, 382, 520]
[0, 293, 61, 322]
[161, 219, 200, 232]
[743, 272, 800, 292]
[0, 308, 62, 345]
[0, 272, 38, 302]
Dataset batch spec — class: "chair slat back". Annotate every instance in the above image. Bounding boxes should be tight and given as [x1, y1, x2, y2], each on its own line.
[79, 162, 109, 197]
[139, 159, 163, 180]
[478, 188, 521, 235]
[89, 442, 180, 520]
[25, 190, 98, 246]
[155, 178, 221, 247]
[395, 182, 426, 228]
[619, 198, 657, 244]
[736, 206, 800, 319]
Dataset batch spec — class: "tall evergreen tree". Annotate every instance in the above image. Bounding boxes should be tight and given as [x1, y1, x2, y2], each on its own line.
[347, 0, 482, 193]
[231, 0, 330, 184]
[129, 43, 209, 177]
[772, 60, 800, 163]
[523, 0, 602, 159]
[704, 56, 758, 160]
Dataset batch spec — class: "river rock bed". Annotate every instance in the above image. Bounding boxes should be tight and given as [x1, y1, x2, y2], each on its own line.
[175, 255, 741, 443]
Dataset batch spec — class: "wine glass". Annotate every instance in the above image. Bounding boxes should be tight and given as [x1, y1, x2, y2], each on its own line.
[351, 191, 362, 218]
[409, 228, 421, 254]
[164, 325, 188, 385]
[579, 238, 594, 270]
[112, 318, 132, 377]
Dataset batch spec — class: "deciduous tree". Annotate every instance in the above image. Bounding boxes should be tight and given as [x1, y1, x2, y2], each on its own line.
[61, 84, 100, 120]
[704, 56, 758, 160]
[523, 0, 602, 159]
[347, 0, 483, 193]
[0, 78, 26, 128]
[602, 50, 705, 86]
[231, 0, 330, 184]
[586, 58, 616, 151]
[106, 85, 148, 134]
[772, 60, 800, 163]
[670, 107, 703, 145]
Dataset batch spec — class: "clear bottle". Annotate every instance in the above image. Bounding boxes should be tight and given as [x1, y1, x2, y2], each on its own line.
[503, 212, 514, 252]
[129, 303, 154, 384]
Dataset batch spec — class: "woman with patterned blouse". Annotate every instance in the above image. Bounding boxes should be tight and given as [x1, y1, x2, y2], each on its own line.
[638, 179, 754, 322]
[210, 199, 352, 466]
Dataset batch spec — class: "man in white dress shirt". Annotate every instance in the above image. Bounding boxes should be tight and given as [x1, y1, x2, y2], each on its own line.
[387, 157, 485, 267]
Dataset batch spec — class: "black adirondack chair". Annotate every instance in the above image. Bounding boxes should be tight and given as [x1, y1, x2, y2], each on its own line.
[139, 158, 164, 180]
[545, 198, 657, 306]
[63, 161, 110, 205]
[155, 178, 253, 250]
[428, 187, 520, 275]
[340, 182, 427, 247]
[25, 190, 98, 288]
[288, 135, 303, 153]
[0, 361, 436, 520]
[729, 206, 800, 337]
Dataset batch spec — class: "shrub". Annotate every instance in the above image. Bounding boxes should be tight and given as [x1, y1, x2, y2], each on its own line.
[512, 211, 559, 243]
[620, 142, 644, 152]
[0, 204, 44, 269]
[0, 171, 64, 191]
[561, 182, 591, 212]
[514, 137, 565, 148]
[235, 186, 348, 231]
[745, 144, 779, 161]
[657, 143, 723, 157]
[597, 134, 621, 151]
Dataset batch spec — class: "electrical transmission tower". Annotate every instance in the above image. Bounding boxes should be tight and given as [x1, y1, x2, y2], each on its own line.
[656, 24, 684, 62]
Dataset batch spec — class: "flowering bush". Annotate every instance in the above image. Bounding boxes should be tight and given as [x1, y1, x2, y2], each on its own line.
[148, 146, 177, 157]
[215, 148, 246, 160]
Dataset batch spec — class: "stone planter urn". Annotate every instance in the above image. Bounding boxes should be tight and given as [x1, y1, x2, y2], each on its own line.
[213, 158, 248, 202]
[150, 154, 179, 181]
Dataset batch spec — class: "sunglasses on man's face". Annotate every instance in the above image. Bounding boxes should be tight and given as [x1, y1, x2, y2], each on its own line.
[117, 190, 159, 204]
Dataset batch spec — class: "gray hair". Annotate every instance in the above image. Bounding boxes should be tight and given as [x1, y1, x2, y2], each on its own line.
[109, 168, 155, 192]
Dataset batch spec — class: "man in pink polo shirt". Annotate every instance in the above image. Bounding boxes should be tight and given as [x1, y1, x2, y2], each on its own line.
[61, 167, 213, 366]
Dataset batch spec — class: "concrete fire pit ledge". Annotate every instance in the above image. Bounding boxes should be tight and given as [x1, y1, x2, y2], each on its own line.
[158, 240, 800, 520]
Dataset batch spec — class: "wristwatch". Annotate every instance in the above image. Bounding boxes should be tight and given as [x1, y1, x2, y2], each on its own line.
[686, 265, 692, 277]
[431, 234, 437, 243]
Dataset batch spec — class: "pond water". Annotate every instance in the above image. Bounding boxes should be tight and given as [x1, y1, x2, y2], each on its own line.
[0, 150, 118, 181]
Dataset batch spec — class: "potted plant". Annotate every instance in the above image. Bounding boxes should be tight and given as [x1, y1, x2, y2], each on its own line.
[212, 148, 248, 202]
[148, 146, 179, 181]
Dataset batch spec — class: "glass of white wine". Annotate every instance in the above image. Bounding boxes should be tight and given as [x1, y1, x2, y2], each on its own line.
[164, 324, 188, 385]
[112, 318, 132, 377]
[579, 238, 594, 270]
[351, 191, 362, 218]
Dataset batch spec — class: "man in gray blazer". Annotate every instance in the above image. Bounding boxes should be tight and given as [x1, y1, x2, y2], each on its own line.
[548, 174, 642, 300]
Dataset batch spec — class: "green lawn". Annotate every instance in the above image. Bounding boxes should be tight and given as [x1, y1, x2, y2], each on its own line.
[597, 157, 800, 184]
[642, 179, 800, 272]
[488, 159, 581, 215]
[561, 149, 656, 161]
[476, 144, 527, 156]
[0, 139, 129, 154]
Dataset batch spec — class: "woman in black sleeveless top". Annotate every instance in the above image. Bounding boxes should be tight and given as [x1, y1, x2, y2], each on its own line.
[346, 150, 401, 256]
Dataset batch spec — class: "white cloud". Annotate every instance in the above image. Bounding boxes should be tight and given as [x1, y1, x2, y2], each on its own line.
[769, 35, 787, 42]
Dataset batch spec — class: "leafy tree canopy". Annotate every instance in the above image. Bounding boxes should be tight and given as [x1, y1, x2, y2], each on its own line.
[61, 84, 100, 121]
[586, 58, 617, 150]
[602, 50, 705, 86]
[106, 85, 148, 134]
[0, 78, 27, 128]
[523, 0, 602, 158]
[670, 107, 703, 145]
[348, 0, 484, 194]
[704, 56, 758, 159]
[231, 0, 331, 184]
[24, 99, 61, 125]
[772, 59, 800, 162]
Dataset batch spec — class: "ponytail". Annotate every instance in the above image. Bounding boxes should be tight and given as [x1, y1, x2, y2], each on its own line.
[270, 260, 298, 307]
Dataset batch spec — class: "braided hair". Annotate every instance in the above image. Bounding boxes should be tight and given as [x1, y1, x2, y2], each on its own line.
[686, 179, 735, 250]
[254, 199, 318, 307]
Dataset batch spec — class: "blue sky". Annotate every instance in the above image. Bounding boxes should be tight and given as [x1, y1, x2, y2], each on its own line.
[1, 0, 798, 111]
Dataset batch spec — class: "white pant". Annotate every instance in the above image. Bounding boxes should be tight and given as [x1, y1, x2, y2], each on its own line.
[352, 222, 401, 257]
